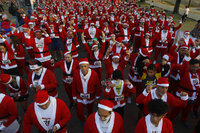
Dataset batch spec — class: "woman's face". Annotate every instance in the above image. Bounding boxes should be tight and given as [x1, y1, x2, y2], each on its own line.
[0, 45, 6, 53]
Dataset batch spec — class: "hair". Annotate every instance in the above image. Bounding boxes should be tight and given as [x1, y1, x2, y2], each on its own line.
[148, 99, 169, 116]
[147, 64, 156, 71]
[10, 35, 22, 49]
[112, 69, 123, 80]
[189, 59, 199, 65]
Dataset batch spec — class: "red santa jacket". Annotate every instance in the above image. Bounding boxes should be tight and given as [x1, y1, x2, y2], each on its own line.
[52, 59, 79, 84]
[26, 34, 52, 62]
[64, 42, 79, 59]
[0, 76, 28, 97]
[140, 37, 153, 53]
[110, 44, 127, 58]
[4, 30, 20, 38]
[0, 40, 18, 70]
[84, 112, 125, 133]
[84, 27, 102, 41]
[72, 69, 101, 104]
[135, 115, 173, 133]
[177, 58, 200, 101]
[10, 43, 26, 60]
[27, 68, 58, 97]
[155, 30, 171, 48]
[169, 23, 182, 40]
[136, 88, 187, 115]
[101, 26, 113, 40]
[118, 26, 131, 42]
[183, 37, 194, 47]
[23, 97, 71, 133]
[0, 94, 18, 128]
[104, 80, 135, 109]
[190, 47, 200, 59]
[83, 41, 105, 68]
[105, 56, 128, 79]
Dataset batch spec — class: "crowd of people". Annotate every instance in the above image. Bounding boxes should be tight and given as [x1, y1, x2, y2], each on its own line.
[0, 0, 200, 132]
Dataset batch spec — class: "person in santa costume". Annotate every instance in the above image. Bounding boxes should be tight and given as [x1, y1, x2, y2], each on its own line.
[140, 32, 153, 57]
[136, 77, 188, 116]
[103, 70, 135, 117]
[25, 28, 53, 70]
[51, 52, 79, 108]
[104, 48, 130, 79]
[23, 90, 71, 133]
[0, 35, 20, 76]
[0, 92, 19, 133]
[170, 59, 200, 128]
[84, 99, 125, 133]
[182, 31, 194, 47]
[128, 48, 151, 96]
[26, 59, 58, 97]
[9, 35, 29, 75]
[72, 58, 101, 123]
[0, 73, 29, 112]
[135, 99, 173, 133]
[82, 34, 105, 82]
[153, 27, 171, 64]
[60, 30, 79, 60]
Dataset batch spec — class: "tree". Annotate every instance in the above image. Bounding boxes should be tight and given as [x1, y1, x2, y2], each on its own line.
[173, 0, 182, 14]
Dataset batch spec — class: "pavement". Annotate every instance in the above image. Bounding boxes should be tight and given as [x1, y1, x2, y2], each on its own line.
[146, 0, 200, 21]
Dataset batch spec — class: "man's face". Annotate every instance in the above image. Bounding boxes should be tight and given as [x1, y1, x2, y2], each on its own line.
[145, 35, 150, 39]
[98, 108, 111, 121]
[80, 63, 89, 75]
[35, 32, 42, 39]
[189, 63, 199, 73]
[112, 58, 119, 64]
[156, 85, 168, 97]
[147, 70, 156, 78]
[65, 54, 72, 62]
[0, 45, 6, 53]
[38, 99, 51, 110]
[161, 59, 167, 65]
[67, 32, 73, 38]
[23, 28, 28, 33]
[179, 48, 188, 56]
[150, 113, 165, 126]
[111, 36, 115, 40]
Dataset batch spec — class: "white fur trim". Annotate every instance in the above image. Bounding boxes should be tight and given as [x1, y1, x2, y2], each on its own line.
[79, 61, 89, 65]
[181, 95, 188, 101]
[163, 55, 169, 61]
[112, 56, 120, 59]
[157, 84, 169, 87]
[29, 64, 41, 70]
[98, 104, 113, 111]
[36, 97, 49, 106]
[143, 89, 149, 96]
[139, 48, 147, 57]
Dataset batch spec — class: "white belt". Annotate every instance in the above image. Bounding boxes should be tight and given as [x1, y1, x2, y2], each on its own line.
[156, 45, 167, 48]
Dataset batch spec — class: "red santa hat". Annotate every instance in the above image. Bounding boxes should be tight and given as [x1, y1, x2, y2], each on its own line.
[34, 28, 41, 33]
[157, 77, 169, 87]
[169, 15, 173, 18]
[123, 22, 129, 26]
[28, 59, 42, 70]
[28, 21, 34, 25]
[162, 54, 173, 62]
[116, 37, 123, 43]
[110, 34, 116, 37]
[145, 32, 151, 36]
[0, 74, 12, 84]
[112, 53, 120, 59]
[184, 31, 190, 35]
[10, 24, 16, 28]
[98, 100, 114, 111]
[92, 43, 98, 50]
[170, 22, 175, 25]
[179, 44, 189, 49]
[139, 48, 149, 57]
[22, 24, 29, 29]
[35, 90, 50, 106]
[79, 58, 89, 65]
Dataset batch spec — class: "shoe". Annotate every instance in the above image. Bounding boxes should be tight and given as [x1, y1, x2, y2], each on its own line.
[182, 120, 191, 129]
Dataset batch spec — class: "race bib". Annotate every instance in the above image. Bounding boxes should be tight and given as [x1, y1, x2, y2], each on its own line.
[33, 80, 39, 87]
[36, 42, 44, 48]
[42, 117, 51, 126]
[192, 78, 198, 85]
[115, 95, 124, 101]
[2, 60, 11, 65]
[65, 77, 73, 84]
[94, 61, 101, 67]
[80, 93, 90, 99]
[50, 34, 55, 37]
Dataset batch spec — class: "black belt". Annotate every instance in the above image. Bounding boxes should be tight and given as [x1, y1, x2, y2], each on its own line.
[34, 50, 50, 54]
[180, 85, 197, 92]
[141, 46, 152, 48]
[120, 35, 129, 37]
[77, 91, 96, 96]
[0, 115, 9, 120]
[64, 73, 73, 76]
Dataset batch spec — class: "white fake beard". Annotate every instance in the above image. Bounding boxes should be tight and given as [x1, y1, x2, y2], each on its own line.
[99, 114, 111, 124]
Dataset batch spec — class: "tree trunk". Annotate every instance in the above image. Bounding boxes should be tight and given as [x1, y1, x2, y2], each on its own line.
[173, 0, 182, 14]
[140, 0, 145, 2]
